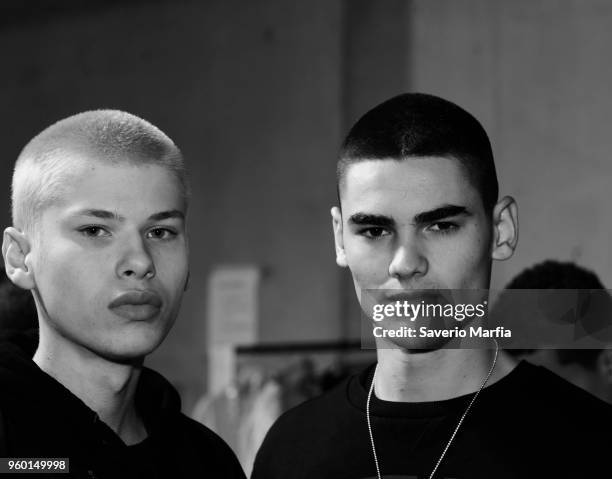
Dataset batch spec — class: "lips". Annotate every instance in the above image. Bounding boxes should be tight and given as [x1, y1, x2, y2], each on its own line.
[108, 290, 163, 321]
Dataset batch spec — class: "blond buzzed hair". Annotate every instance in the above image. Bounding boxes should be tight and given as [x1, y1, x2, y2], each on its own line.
[11, 110, 188, 233]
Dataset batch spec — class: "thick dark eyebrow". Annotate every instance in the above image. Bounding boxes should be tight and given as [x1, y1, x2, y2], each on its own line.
[413, 205, 470, 225]
[148, 210, 185, 221]
[347, 205, 469, 228]
[348, 213, 395, 228]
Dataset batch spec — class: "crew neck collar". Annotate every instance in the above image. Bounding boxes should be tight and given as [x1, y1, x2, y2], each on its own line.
[347, 360, 533, 418]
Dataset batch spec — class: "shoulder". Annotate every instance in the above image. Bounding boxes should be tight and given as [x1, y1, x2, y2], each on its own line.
[252, 375, 355, 478]
[136, 368, 245, 478]
[173, 412, 227, 443]
[507, 361, 612, 437]
[504, 361, 612, 473]
[266, 375, 352, 439]
[138, 368, 242, 455]
[522, 361, 612, 413]
[172, 413, 246, 477]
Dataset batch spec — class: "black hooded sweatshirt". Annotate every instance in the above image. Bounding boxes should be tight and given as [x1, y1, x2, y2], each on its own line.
[0, 330, 246, 479]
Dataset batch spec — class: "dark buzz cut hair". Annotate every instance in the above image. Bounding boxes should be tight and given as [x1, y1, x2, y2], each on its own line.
[337, 92, 498, 213]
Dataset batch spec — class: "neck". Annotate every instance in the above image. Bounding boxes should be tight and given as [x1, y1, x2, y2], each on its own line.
[374, 342, 516, 402]
[33, 321, 147, 445]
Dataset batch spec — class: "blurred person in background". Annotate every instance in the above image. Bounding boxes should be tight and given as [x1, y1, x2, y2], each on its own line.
[496, 260, 612, 404]
[0, 266, 38, 361]
[0, 266, 37, 332]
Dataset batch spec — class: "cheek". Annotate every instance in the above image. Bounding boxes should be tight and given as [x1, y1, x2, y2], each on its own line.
[467, 223, 493, 266]
[44, 259, 89, 304]
[345, 241, 390, 286]
[434, 227, 491, 286]
[154, 247, 188, 291]
[34, 239, 100, 306]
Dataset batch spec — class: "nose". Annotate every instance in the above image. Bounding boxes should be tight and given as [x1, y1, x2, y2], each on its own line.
[388, 241, 428, 280]
[116, 236, 155, 280]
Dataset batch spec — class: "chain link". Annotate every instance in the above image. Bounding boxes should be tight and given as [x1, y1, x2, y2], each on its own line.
[366, 340, 499, 479]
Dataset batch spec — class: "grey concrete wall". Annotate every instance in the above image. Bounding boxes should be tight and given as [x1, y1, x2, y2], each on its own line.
[409, 0, 612, 290]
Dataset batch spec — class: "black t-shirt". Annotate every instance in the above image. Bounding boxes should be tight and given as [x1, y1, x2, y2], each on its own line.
[0, 331, 246, 479]
[252, 361, 612, 479]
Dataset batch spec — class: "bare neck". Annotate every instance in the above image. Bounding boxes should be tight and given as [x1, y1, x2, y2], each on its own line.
[33, 322, 147, 445]
[374, 344, 517, 402]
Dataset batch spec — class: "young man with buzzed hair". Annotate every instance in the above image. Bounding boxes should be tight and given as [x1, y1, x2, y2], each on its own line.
[0, 111, 245, 478]
[252, 94, 612, 478]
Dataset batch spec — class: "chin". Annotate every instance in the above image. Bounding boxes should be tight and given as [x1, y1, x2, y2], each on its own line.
[99, 329, 167, 362]
[98, 344, 158, 363]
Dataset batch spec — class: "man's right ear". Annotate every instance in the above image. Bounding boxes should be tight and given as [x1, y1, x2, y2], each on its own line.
[491, 196, 519, 261]
[330, 206, 348, 268]
[2, 227, 36, 290]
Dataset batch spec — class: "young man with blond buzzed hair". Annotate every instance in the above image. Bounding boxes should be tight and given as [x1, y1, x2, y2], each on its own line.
[0, 110, 245, 478]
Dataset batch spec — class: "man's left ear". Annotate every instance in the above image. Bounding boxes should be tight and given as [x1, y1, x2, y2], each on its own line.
[491, 196, 519, 261]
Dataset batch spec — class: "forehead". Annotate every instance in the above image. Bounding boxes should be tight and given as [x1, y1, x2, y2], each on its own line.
[48, 157, 186, 219]
[341, 157, 480, 216]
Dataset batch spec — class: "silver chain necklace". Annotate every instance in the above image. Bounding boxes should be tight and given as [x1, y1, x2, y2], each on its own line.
[366, 340, 499, 479]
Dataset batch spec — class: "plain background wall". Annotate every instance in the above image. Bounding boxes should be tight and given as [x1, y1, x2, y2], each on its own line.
[409, 0, 612, 290]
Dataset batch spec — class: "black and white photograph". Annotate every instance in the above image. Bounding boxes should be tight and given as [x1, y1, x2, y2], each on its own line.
[1, 1, 611, 478]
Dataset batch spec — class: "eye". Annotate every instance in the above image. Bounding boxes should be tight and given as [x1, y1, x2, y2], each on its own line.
[78, 225, 110, 237]
[360, 227, 391, 239]
[427, 222, 458, 234]
[146, 227, 176, 240]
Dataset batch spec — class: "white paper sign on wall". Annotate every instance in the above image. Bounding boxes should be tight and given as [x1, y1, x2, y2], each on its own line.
[207, 265, 260, 346]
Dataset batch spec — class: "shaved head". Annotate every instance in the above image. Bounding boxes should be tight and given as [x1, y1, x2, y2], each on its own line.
[11, 110, 188, 233]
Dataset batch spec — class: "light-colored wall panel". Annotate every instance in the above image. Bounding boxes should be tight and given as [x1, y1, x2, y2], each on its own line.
[410, 0, 612, 289]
